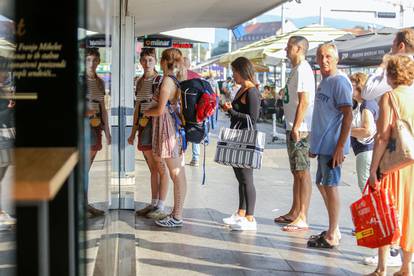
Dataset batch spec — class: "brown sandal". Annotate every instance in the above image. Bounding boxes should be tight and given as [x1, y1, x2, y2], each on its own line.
[274, 215, 293, 224]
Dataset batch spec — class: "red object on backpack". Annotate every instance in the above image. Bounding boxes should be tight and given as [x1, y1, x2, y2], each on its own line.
[350, 182, 400, 248]
[196, 93, 217, 123]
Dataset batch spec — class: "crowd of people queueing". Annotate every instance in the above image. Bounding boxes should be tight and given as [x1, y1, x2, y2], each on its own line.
[85, 28, 414, 276]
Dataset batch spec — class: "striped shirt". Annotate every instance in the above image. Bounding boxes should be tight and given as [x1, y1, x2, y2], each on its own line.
[135, 76, 155, 112]
[86, 77, 105, 113]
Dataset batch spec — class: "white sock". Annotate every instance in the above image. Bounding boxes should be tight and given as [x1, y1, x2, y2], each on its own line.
[151, 199, 158, 207]
[157, 200, 165, 211]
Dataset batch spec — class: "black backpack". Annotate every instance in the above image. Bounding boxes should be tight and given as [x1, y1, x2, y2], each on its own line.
[180, 78, 216, 143]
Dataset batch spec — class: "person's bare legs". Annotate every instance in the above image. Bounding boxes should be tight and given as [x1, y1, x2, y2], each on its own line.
[323, 185, 340, 245]
[89, 150, 98, 170]
[143, 150, 161, 201]
[282, 173, 300, 221]
[87, 149, 105, 215]
[289, 170, 312, 226]
[396, 250, 413, 276]
[317, 184, 328, 208]
[87, 150, 98, 203]
[365, 246, 389, 276]
[153, 155, 169, 202]
[165, 155, 187, 220]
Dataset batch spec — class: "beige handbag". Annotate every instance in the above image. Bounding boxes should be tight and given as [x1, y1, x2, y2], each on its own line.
[379, 92, 414, 174]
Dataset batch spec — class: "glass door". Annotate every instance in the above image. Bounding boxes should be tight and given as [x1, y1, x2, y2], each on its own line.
[0, 1, 16, 274]
[83, 0, 137, 275]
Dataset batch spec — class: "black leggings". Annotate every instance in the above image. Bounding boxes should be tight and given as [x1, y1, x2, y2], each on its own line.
[233, 167, 256, 216]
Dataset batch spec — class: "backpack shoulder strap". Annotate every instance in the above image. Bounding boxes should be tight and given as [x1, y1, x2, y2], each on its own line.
[152, 75, 162, 93]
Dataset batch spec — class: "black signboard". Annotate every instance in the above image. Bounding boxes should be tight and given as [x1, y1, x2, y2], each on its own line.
[377, 12, 396, 18]
[14, 1, 80, 147]
[86, 35, 111, 48]
[143, 37, 172, 48]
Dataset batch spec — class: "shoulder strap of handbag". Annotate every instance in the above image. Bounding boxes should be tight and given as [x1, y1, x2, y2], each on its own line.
[388, 92, 401, 121]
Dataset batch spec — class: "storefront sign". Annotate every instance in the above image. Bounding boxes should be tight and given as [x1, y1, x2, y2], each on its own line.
[377, 12, 396, 18]
[173, 43, 193, 48]
[143, 38, 172, 48]
[86, 37, 111, 48]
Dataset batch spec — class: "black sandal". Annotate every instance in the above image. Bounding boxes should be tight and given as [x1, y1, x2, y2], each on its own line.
[309, 231, 326, 241]
[307, 235, 335, 249]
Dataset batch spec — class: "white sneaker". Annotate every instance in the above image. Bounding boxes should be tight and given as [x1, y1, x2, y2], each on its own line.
[0, 212, 16, 230]
[230, 217, 257, 231]
[223, 213, 243, 225]
[362, 251, 402, 267]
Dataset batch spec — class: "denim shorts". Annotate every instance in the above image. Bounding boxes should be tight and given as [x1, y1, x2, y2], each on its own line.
[316, 154, 342, 186]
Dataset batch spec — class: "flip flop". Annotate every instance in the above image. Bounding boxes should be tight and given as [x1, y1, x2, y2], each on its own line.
[307, 235, 336, 249]
[282, 224, 309, 232]
[274, 215, 293, 224]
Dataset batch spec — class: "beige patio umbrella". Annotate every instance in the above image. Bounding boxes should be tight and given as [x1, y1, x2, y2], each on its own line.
[219, 24, 348, 66]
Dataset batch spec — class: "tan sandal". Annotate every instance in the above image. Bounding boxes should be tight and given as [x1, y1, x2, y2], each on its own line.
[365, 270, 386, 276]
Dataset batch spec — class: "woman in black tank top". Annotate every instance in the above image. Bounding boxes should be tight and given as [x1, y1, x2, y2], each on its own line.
[222, 57, 260, 231]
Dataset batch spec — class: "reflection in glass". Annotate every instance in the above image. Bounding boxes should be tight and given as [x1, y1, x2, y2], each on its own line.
[0, 10, 16, 275]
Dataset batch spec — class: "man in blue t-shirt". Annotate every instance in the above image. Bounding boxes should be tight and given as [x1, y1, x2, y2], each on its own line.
[307, 43, 353, 249]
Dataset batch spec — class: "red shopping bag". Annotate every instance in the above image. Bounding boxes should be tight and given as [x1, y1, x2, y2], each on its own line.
[350, 182, 400, 248]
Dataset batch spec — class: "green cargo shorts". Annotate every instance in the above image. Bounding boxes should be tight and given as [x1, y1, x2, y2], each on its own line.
[286, 131, 310, 172]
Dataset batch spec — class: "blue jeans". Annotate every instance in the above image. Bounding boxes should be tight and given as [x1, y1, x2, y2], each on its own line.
[210, 98, 219, 129]
[215, 96, 219, 122]
[192, 143, 200, 161]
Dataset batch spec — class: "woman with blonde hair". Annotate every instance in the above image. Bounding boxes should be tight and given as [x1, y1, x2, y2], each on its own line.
[143, 48, 187, 228]
[350, 72, 378, 191]
[222, 57, 261, 231]
[128, 48, 169, 220]
[367, 55, 414, 276]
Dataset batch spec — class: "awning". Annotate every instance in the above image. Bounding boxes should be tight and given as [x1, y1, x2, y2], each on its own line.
[219, 25, 348, 66]
[193, 55, 224, 70]
[88, 0, 290, 36]
[307, 27, 398, 67]
[194, 56, 269, 72]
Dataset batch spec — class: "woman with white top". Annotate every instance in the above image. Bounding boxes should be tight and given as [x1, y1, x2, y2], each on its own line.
[128, 48, 169, 220]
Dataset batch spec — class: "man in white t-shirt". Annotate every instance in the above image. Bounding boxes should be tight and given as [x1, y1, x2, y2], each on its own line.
[274, 36, 315, 232]
[362, 28, 414, 102]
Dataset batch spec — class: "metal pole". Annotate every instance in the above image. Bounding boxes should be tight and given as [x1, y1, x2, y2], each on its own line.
[281, 4, 285, 34]
[228, 29, 232, 74]
[197, 43, 201, 63]
[319, 6, 324, 25]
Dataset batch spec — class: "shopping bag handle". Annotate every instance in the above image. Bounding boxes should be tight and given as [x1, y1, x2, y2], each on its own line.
[362, 180, 379, 195]
[246, 115, 253, 130]
[233, 115, 253, 130]
[234, 121, 241, 129]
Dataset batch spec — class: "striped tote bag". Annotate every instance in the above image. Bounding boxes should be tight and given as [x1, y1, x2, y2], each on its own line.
[214, 116, 265, 169]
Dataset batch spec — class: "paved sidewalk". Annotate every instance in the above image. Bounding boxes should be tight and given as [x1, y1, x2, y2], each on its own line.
[88, 113, 401, 275]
